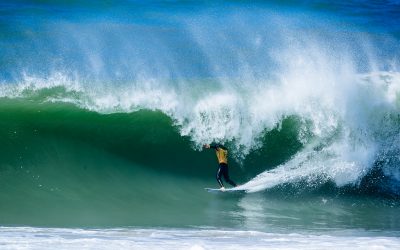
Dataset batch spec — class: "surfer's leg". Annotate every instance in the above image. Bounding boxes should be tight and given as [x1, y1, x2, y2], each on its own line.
[221, 164, 237, 187]
[216, 166, 224, 187]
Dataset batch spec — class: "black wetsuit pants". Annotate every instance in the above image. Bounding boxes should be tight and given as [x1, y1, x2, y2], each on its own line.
[216, 163, 237, 187]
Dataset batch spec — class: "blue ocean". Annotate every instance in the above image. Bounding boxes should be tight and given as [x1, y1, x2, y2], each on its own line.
[1, 0, 400, 249]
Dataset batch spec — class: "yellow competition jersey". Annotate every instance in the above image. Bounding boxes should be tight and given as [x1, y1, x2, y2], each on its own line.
[216, 148, 228, 164]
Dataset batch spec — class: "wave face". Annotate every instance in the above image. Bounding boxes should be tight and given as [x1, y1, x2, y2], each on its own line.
[1, 0, 400, 227]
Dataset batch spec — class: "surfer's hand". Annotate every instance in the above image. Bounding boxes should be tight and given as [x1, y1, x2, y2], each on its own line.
[203, 144, 210, 149]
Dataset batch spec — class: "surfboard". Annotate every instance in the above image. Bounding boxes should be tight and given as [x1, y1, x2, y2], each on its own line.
[204, 187, 239, 193]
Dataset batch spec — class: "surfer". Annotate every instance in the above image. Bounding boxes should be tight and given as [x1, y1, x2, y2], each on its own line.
[203, 143, 237, 190]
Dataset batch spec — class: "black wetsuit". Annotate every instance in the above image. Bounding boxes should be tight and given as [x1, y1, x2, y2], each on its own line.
[210, 144, 237, 188]
[216, 162, 237, 187]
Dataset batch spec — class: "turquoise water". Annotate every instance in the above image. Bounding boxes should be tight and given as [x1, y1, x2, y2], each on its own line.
[1, 0, 400, 248]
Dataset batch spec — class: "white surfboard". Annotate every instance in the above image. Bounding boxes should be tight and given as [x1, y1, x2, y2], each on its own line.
[204, 187, 242, 193]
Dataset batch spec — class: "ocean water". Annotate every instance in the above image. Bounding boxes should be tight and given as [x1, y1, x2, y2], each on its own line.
[1, 0, 400, 249]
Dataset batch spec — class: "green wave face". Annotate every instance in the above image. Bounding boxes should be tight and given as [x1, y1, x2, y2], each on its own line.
[0, 98, 303, 227]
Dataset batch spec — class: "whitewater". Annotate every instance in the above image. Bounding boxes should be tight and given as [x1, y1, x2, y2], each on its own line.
[1, 227, 400, 250]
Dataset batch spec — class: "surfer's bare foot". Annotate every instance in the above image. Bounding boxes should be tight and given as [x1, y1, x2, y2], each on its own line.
[220, 187, 226, 191]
